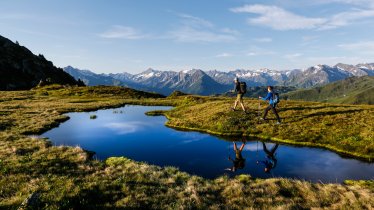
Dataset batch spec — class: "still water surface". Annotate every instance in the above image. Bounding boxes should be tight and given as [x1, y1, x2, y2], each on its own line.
[42, 105, 374, 183]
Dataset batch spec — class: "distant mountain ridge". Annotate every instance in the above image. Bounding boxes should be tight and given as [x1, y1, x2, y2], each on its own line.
[284, 76, 374, 105]
[64, 63, 374, 95]
[0, 35, 81, 90]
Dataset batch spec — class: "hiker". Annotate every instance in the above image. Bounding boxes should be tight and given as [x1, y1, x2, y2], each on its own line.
[257, 142, 279, 173]
[226, 141, 246, 172]
[259, 86, 281, 124]
[232, 78, 247, 113]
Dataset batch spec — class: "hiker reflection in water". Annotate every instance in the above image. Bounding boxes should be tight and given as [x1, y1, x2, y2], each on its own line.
[226, 141, 246, 172]
[257, 142, 279, 173]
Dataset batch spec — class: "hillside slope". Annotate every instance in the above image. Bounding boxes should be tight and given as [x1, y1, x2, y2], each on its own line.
[284, 76, 374, 105]
[0, 35, 81, 90]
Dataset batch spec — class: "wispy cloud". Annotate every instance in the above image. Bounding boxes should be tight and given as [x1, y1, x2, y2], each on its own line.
[169, 14, 237, 43]
[178, 13, 214, 28]
[314, 0, 374, 8]
[231, 4, 326, 30]
[169, 27, 236, 42]
[246, 46, 276, 56]
[254, 37, 273, 42]
[215, 53, 233, 57]
[319, 9, 374, 30]
[284, 53, 303, 59]
[231, 4, 374, 31]
[99, 25, 148, 39]
[103, 122, 150, 134]
[338, 41, 374, 51]
[306, 56, 367, 65]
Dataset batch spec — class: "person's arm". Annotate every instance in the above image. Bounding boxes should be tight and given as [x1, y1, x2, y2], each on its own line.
[259, 92, 271, 101]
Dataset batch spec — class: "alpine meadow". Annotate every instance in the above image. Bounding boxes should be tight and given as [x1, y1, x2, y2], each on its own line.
[1, 0, 374, 209]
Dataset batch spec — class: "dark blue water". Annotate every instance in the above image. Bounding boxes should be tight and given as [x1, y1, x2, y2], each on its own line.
[42, 105, 374, 183]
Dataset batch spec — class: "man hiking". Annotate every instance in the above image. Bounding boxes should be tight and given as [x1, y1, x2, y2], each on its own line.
[259, 86, 281, 124]
[232, 77, 247, 113]
[225, 141, 246, 172]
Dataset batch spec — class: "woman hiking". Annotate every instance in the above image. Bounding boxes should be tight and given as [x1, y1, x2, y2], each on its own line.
[259, 86, 281, 124]
[257, 142, 279, 173]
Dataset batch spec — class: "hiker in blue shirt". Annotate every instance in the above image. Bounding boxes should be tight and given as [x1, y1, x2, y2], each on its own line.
[257, 142, 279, 173]
[259, 86, 281, 124]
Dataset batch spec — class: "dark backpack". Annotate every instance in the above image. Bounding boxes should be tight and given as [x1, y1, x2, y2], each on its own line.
[239, 82, 247, 94]
[273, 92, 280, 105]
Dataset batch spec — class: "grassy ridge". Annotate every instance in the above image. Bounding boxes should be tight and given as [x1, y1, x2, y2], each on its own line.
[165, 97, 374, 160]
[283, 76, 374, 105]
[0, 85, 373, 209]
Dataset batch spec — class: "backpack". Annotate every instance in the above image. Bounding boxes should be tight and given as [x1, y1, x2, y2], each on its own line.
[239, 82, 247, 94]
[273, 92, 280, 105]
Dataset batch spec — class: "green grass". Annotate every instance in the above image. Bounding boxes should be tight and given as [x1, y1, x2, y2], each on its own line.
[0, 85, 373, 209]
[284, 76, 374, 105]
[164, 97, 374, 161]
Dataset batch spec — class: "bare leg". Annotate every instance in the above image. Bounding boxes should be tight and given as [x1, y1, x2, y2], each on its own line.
[233, 99, 238, 109]
[240, 101, 246, 111]
[239, 143, 246, 152]
[233, 142, 238, 151]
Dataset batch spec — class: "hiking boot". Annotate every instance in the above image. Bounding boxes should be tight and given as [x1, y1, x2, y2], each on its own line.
[259, 117, 267, 121]
[231, 108, 236, 111]
[243, 110, 249, 114]
[276, 121, 281, 125]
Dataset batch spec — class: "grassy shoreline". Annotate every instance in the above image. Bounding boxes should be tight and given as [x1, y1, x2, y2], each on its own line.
[1, 86, 373, 209]
[163, 115, 373, 162]
[162, 97, 374, 161]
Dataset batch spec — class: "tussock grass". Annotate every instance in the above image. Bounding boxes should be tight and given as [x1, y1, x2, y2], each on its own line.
[0, 85, 373, 209]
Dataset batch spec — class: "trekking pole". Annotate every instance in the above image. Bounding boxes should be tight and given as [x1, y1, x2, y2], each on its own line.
[258, 97, 261, 123]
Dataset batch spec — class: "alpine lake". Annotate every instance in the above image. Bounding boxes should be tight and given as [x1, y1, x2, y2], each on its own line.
[42, 105, 374, 183]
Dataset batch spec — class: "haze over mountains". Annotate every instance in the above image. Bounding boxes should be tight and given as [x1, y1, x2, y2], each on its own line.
[1, 33, 373, 97]
[64, 63, 374, 95]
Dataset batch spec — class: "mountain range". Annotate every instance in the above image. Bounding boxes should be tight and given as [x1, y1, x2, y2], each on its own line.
[0, 35, 82, 90]
[63, 63, 374, 96]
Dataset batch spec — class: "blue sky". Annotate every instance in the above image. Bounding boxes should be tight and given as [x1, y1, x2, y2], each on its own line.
[1, 0, 374, 74]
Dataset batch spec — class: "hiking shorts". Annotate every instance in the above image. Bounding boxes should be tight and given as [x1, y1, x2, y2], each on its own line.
[236, 93, 243, 102]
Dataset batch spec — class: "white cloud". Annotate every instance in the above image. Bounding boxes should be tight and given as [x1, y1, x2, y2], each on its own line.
[99, 25, 147, 39]
[231, 4, 327, 30]
[221, 28, 241, 35]
[169, 14, 237, 43]
[231, 4, 374, 31]
[284, 53, 303, 59]
[315, 0, 374, 8]
[178, 13, 214, 28]
[338, 41, 374, 51]
[103, 122, 150, 134]
[306, 56, 367, 65]
[302, 36, 319, 42]
[246, 46, 276, 56]
[254, 37, 273, 42]
[320, 9, 374, 30]
[215, 53, 233, 57]
[170, 27, 236, 42]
